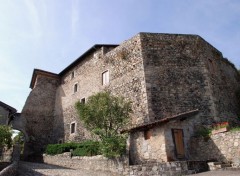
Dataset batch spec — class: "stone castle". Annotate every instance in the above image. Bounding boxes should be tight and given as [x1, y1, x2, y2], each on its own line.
[21, 33, 240, 163]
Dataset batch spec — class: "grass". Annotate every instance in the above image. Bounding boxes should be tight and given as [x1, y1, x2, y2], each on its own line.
[229, 127, 240, 132]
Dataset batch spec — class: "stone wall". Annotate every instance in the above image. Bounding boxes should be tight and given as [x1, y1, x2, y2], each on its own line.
[22, 32, 240, 162]
[129, 114, 201, 164]
[43, 153, 208, 176]
[54, 34, 148, 142]
[208, 59, 240, 124]
[0, 145, 21, 176]
[0, 107, 8, 125]
[189, 131, 240, 165]
[128, 161, 208, 176]
[43, 153, 128, 175]
[22, 72, 59, 160]
[140, 33, 240, 125]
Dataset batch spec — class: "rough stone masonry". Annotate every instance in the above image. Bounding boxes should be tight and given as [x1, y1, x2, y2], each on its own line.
[21, 32, 240, 163]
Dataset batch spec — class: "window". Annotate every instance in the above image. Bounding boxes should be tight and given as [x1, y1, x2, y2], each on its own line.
[71, 71, 75, 79]
[208, 59, 215, 75]
[102, 70, 109, 85]
[70, 122, 76, 134]
[74, 83, 78, 93]
[144, 129, 152, 140]
[81, 98, 85, 104]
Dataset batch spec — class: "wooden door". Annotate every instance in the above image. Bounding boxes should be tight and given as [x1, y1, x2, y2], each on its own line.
[172, 129, 185, 159]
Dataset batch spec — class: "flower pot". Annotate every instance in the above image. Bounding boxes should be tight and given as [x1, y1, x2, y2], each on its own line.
[211, 127, 229, 135]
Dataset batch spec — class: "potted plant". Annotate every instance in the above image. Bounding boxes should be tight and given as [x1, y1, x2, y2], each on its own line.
[211, 121, 229, 134]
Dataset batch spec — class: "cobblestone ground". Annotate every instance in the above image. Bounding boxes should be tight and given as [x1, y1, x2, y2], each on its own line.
[17, 161, 119, 176]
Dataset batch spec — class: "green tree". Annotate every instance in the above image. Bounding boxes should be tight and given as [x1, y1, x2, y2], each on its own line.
[0, 125, 12, 149]
[75, 92, 132, 157]
[12, 131, 24, 145]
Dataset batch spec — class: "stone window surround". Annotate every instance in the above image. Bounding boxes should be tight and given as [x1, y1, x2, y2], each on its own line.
[70, 121, 77, 135]
[144, 129, 152, 140]
[71, 71, 75, 79]
[80, 97, 86, 104]
[102, 70, 109, 85]
[73, 82, 78, 93]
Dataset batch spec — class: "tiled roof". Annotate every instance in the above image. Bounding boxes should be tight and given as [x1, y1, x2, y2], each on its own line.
[0, 101, 17, 113]
[121, 109, 199, 133]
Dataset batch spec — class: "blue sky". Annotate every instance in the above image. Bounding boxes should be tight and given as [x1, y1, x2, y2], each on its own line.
[0, 0, 240, 112]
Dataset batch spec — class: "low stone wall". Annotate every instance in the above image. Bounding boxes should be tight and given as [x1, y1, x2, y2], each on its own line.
[190, 131, 240, 165]
[43, 153, 128, 175]
[128, 161, 208, 176]
[0, 145, 21, 176]
[43, 153, 208, 175]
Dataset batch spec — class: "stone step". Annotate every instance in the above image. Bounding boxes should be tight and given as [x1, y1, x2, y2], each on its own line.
[208, 162, 233, 171]
[219, 163, 232, 168]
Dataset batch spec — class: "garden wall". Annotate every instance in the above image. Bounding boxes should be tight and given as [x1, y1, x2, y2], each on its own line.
[190, 131, 240, 165]
[43, 153, 129, 175]
[43, 153, 208, 176]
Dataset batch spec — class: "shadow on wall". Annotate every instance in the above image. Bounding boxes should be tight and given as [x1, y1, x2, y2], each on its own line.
[52, 86, 65, 144]
[189, 135, 228, 163]
[129, 132, 144, 165]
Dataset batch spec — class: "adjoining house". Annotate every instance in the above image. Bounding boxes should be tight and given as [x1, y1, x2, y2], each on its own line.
[0, 101, 17, 125]
[21, 33, 240, 162]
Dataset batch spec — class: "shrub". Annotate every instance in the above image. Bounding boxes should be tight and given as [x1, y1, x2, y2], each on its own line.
[100, 136, 126, 158]
[230, 127, 240, 132]
[75, 92, 131, 158]
[45, 142, 81, 155]
[72, 141, 100, 156]
[195, 128, 211, 138]
[45, 140, 101, 156]
[0, 125, 12, 149]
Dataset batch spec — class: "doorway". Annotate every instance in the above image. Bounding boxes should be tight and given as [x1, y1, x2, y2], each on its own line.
[172, 129, 185, 159]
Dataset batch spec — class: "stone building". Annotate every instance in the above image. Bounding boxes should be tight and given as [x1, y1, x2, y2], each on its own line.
[0, 101, 16, 125]
[21, 33, 240, 163]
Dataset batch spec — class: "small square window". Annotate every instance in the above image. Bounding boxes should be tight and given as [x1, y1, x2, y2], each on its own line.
[144, 129, 152, 140]
[102, 70, 109, 85]
[81, 98, 85, 104]
[70, 122, 76, 134]
[74, 83, 78, 93]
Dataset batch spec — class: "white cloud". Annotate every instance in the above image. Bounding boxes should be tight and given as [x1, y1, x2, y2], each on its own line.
[23, 0, 42, 39]
[71, 0, 80, 38]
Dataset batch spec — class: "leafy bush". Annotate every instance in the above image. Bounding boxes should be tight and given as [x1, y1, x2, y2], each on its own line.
[100, 136, 126, 158]
[45, 142, 81, 155]
[45, 140, 100, 156]
[75, 92, 131, 158]
[195, 128, 211, 137]
[72, 141, 100, 156]
[230, 127, 240, 132]
[0, 125, 12, 149]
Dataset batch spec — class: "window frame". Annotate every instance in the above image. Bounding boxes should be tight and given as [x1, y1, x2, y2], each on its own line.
[102, 70, 109, 85]
[71, 71, 75, 79]
[73, 83, 78, 93]
[144, 129, 152, 140]
[70, 121, 76, 134]
[80, 98, 86, 104]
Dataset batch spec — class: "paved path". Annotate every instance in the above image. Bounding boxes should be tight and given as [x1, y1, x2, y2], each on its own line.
[17, 161, 118, 176]
[17, 161, 240, 176]
[189, 170, 240, 176]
